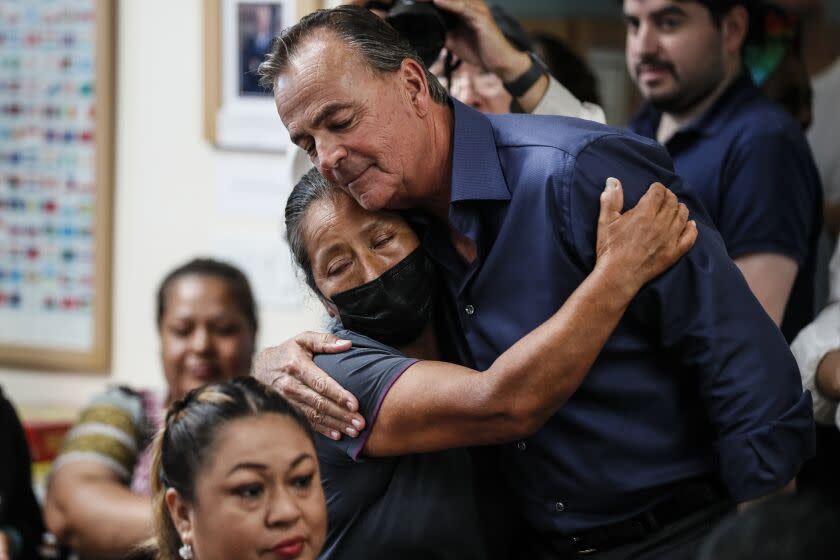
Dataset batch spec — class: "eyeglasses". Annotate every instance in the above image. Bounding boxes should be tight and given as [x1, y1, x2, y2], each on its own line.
[441, 67, 506, 99]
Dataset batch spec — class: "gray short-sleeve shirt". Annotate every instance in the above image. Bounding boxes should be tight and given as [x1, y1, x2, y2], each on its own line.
[314, 330, 491, 559]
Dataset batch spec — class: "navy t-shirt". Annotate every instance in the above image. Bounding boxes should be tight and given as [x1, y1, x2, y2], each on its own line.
[629, 72, 822, 341]
[314, 330, 491, 560]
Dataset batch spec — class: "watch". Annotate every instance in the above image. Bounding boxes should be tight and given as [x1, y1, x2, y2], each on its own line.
[502, 51, 548, 98]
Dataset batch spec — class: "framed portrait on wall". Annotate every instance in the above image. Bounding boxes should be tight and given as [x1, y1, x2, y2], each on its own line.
[0, 0, 114, 371]
[204, 0, 321, 151]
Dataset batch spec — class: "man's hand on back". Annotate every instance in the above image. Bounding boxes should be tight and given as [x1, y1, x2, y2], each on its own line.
[253, 332, 365, 440]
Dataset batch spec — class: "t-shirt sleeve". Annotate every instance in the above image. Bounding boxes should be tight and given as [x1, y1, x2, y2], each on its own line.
[716, 132, 820, 263]
[314, 333, 418, 462]
[51, 386, 147, 482]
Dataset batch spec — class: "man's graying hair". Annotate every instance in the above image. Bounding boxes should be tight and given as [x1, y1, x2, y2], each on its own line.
[257, 5, 449, 105]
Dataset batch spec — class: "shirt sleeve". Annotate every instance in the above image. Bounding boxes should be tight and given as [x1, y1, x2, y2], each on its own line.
[50, 386, 146, 482]
[716, 132, 819, 264]
[533, 75, 606, 124]
[790, 302, 840, 425]
[563, 132, 815, 502]
[314, 335, 418, 462]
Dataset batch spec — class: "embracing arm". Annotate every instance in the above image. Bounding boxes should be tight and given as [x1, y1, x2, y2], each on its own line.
[252, 333, 364, 440]
[363, 179, 696, 456]
[571, 134, 814, 505]
[45, 462, 153, 557]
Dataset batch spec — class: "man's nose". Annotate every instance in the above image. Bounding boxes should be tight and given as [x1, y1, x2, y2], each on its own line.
[633, 22, 659, 57]
[315, 136, 347, 174]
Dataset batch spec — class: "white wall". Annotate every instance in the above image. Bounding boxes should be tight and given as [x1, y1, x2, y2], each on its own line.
[0, 0, 323, 407]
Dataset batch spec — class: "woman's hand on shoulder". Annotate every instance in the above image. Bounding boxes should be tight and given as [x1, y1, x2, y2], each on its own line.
[595, 178, 697, 298]
[252, 332, 365, 440]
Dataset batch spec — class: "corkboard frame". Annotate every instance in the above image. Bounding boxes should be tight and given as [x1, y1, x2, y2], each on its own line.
[0, 0, 115, 372]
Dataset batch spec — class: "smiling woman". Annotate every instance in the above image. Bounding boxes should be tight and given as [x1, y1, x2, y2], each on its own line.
[44, 259, 258, 558]
[149, 377, 327, 560]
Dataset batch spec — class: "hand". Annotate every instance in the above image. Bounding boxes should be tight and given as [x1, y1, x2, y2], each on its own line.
[252, 332, 365, 440]
[595, 178, 697, 298]
[432, 0, 531, 82]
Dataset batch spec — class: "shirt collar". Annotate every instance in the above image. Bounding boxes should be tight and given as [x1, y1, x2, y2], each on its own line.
[630, 71, 761, 140]
[449, 99, 511, 204]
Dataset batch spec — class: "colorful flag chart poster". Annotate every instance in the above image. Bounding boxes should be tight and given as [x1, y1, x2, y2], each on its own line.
[0, 0, 113, 371]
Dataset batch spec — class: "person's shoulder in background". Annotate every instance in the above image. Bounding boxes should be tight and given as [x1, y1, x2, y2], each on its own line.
[50, 385, 157, 483]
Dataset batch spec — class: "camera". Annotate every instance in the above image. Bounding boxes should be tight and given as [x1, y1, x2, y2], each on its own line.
[384, 0, 458, 66]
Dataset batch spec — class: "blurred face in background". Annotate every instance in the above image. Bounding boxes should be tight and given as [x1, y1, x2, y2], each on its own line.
[348, 0, 515, 114]
[159, 275, 256, 401]
[436, 60, 513, 114]
[623, 0, 731, 113]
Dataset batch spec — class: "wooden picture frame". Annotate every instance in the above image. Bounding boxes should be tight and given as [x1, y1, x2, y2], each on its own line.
[203, 0, 321, 152]
[0, 0, 115, 371]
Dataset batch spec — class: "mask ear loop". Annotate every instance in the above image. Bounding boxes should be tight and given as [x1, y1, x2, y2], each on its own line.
[443, 50, 462, 95]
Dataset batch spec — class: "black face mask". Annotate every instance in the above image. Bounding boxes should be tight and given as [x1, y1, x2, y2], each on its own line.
[330, 247, 436, 347]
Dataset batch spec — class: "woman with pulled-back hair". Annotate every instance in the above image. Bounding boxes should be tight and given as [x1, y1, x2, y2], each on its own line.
[150, 376, 327, 560]
[46, 258, 259, 558]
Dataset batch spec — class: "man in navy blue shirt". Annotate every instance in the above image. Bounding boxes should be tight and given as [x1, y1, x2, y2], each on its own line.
[254, 6, 814, 558]
[623, 0, 822, 342]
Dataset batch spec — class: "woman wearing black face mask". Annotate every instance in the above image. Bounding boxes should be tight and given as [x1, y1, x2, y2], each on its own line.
[285, 168, 696, 559]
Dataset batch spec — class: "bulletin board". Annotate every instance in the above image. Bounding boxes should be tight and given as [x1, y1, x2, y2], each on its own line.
[0, 0, 114, 371]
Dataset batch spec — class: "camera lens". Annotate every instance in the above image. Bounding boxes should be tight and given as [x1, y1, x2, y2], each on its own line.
[385, 1, 457, 66]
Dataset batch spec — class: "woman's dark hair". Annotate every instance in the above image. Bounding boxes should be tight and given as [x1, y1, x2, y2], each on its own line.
[285, 168, 342, 297]
[156, 258, 258, 333]
[531, 33, 601, 106]
[149, 377, 315, 560]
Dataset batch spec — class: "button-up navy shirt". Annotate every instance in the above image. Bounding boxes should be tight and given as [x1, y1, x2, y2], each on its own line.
[628, 73, 822, 342]
[418, 99, 814, 536]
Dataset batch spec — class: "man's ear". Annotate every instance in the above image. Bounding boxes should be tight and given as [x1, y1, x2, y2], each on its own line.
[722, 5, 749, 55]
[165, 488, 195, 547]
[399, 57, 433, 117]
